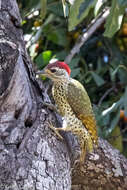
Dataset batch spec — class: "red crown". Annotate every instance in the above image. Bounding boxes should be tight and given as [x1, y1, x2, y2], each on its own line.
[47, 61, 71, 75]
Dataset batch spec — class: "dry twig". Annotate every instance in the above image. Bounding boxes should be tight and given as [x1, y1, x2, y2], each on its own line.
[65, 8, 110, 64]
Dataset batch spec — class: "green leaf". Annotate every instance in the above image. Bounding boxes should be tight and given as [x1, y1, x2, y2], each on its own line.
[62, 0, 69, 17]
[35, 53, 43, 69]
[71, 68, 80, 78]
[43, 25, 67, 46]
[124, 86, 127, 117]
[24, 0, 40, 12]
[42, 50, 52, 65]
[108, 125, 123, 152]
[118, 0, 127, 6]
[55, 51, 68, 60]
[108, 109, 120, 135]
[119, 70, 127, 85]
[35, 50, 52, 69]
[112, 64, 127, 85]
[104, 0, 124, 38]
[91, 72, 105, 86]
[69, 57, 80, 69]
[48, 2, 63, 17]
[68, 0, 97, 31]
[21, 20, 27, 25]
[94, 0, 103, 16]
[40, 0, 47, 20]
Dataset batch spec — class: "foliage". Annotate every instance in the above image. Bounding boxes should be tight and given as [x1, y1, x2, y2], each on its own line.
[18, 0, 127, 156]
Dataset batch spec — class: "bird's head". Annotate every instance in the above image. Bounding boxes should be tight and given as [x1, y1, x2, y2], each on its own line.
[37, 61, 71, 81]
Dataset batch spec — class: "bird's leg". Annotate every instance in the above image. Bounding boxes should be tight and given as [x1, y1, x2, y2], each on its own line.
[55, 127, 70, 132]
[48, 119, 71, 139]
[48, 121, 63, 140]
[50, 119, 70, 132]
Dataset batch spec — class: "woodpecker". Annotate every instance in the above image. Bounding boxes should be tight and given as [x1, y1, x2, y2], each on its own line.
[37, 61, 98, 165]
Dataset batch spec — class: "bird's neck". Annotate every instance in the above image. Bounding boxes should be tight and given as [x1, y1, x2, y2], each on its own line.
[52, 78, 70, 94]
[53, 76, 71, 84]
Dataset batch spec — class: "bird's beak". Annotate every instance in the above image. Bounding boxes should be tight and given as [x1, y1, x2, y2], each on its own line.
[36, 69, 47, 76]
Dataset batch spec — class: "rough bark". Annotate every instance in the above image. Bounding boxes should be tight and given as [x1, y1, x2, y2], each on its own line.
[72, 138, 127, 190]
[0, 1, 71, 189]
[0, 0, 127, 190]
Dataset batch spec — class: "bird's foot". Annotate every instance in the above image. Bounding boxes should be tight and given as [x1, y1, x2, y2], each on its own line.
[73, 159, 80, 167]
[73, 159, 85, 172]
[48, 121, 63, 140]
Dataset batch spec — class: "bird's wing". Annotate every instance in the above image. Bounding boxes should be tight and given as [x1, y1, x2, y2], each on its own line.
[66, 79, 98, 144]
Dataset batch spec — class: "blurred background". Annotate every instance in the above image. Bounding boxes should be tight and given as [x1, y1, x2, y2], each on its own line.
[17, 0, 127, 157]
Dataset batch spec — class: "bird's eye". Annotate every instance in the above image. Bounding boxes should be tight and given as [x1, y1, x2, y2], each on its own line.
[50, 69, 56, 73]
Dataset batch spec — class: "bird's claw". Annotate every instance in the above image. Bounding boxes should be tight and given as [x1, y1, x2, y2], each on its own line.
[48, 122, 63, 140]
[73, 159, 85, 172]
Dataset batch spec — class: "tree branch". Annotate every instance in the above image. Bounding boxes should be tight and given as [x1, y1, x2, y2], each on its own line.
[65, 8, 110, 64]
[98, 86, 115, 106]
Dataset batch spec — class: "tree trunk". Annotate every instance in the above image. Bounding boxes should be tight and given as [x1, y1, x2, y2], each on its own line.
[0, 1, 127, 190]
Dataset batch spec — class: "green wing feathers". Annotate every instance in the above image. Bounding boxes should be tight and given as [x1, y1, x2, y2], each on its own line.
[67, 79, 98, 145]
